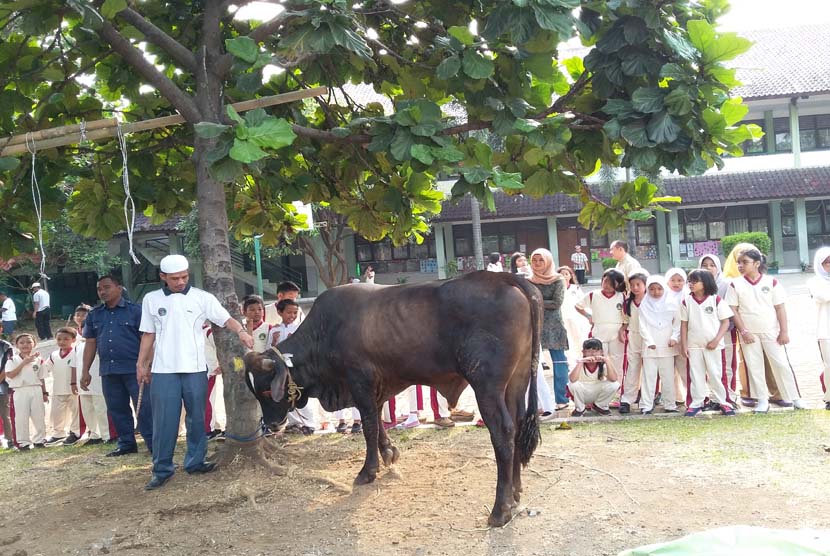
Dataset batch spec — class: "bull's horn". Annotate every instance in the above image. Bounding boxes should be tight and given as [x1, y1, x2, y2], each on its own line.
[261, 358, 276, 371]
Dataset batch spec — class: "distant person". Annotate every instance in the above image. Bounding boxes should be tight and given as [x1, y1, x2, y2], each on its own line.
[570, 245, 589, 285]
[2, 333, 47, 449]
[610, 241, 641, 283]
[266, 281, 306, 324]
[486, 252, 503, 272]
[0, 338, 13, 449]
[0, 292, 16, 338]
[31, 282, 52, 340]
[362, 265, 376, 284]
[510, 252, 533, 278]
[41, 327, 82, 446]
[808, 246, 830, 411]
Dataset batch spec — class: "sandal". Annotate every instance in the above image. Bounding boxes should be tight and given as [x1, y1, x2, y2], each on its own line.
[555, 404, 569, 411]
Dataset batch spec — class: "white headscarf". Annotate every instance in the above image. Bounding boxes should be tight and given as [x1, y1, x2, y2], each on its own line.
[639, 276, 675, 330]
[814, 247, 830, 281]
[699, 255, 727, 297]
[664, 267, 688, 307]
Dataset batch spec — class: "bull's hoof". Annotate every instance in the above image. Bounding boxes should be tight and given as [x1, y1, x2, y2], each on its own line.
[487, 507, 512, 528]
[381, 446, 400, 466]
[513, 489, 522, 503]
[354, 468, 377, 485]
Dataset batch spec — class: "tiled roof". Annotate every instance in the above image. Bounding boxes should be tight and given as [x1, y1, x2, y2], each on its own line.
[733, 25, 830, 100]
[128, 214, 185, 234]
[433, 166, 830, 222]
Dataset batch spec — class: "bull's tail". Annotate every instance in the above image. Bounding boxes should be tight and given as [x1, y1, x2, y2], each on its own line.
[513, 275, 543, 466]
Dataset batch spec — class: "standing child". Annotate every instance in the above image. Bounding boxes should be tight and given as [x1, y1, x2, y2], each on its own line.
[726, 249, 805, 412]
[567, 338, 620, 417]
[272, 299, 319, 434]
[680, 270, 735, 416]
[699, 254, 738, 403]
[638, 276, 680, 414]
[72, 306, 109, 444]
[809, 246, 830, 411]
[42, 327, 81, 446]
[242, 295, 273, 353]
[557, 266, 588, 365]
[665, 268, 689, 405]
[619, 272, 648, 414]
[576, 269, 627, 379]
[3, 333, 47, 449]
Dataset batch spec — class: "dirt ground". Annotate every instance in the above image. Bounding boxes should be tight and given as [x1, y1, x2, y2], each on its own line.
[2, 410, 830, 556]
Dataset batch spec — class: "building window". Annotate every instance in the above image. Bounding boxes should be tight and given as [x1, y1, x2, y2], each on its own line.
[774, 117, 791, 152]
[356, 244, 373, 262]
[590, 231, 608, 247]
[741, 119, 765, 155]
[636, 224, 655, 245]
[798, 114, 830, 152]
[708, 221, 726, 239]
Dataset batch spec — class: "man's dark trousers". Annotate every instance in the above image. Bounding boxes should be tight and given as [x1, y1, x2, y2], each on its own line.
[35, 308, 52, 340]
[101, 373, 153, 452]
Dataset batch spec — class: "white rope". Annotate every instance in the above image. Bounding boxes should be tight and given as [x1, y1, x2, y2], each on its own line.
[116, 121, 140, 264]
[79, 119, 87, 144]
[25, 133, 48, 281]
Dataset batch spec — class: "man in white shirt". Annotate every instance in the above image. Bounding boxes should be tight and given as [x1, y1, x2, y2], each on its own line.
[610, 240, 642, 283]
[137, 254, 253, 490]
[0, 292, 16, 337]
[31, 282, 52, 340]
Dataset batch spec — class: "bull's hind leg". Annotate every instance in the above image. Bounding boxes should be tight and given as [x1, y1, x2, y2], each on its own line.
[377, 417, 400, 466]
[472, 386, 516, 528]
[352, 385, 382, 485]
[505, 374, 528, 505]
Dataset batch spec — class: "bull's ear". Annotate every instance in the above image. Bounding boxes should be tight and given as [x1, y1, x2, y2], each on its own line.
[270, 370, 288, 403]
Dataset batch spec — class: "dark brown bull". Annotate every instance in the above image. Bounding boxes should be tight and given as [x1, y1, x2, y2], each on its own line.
[244, 271, 542, 526]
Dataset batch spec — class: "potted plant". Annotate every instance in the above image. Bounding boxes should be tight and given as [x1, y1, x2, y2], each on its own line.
[768, 260, 780, 274]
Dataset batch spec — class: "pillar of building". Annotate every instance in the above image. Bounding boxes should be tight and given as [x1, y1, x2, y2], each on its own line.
[435, 224, 448, 279]
[763, 110, 775, 154]
[668, 210, 681, 267]
[795, 198, 809, 265]
[546, 216, 558, 263]
[655, 212, 670, 272]
[768, 200, 784, 264]
[789, 99, 801, 168]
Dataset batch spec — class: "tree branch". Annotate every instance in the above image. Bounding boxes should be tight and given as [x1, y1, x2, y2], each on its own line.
[117, 8, 198, 73]
[97, 21, 201, 122]
[215, 7, 298, 78]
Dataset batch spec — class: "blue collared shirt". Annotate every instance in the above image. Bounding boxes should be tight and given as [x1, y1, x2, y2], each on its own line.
[83, 297, 143, 375]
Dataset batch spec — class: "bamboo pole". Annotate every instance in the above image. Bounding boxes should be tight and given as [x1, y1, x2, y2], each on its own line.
[0, 86, 328, 157]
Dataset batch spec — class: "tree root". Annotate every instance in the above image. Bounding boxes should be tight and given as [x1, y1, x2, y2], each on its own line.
[211, 437, 285, 474]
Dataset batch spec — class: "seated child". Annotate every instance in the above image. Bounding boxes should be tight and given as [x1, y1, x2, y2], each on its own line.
[568, 338, 620, 417]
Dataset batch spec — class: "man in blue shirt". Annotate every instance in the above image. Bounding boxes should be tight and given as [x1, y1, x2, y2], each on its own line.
[81, 275, 152, 457]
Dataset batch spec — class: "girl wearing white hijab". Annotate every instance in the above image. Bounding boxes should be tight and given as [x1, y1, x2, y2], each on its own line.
[699, 254, 737, 402]
[808, 246, 830, 411]
[638, 276, 680, 414]
[665, 268, 689, 405]
[699, 255, 728, 298]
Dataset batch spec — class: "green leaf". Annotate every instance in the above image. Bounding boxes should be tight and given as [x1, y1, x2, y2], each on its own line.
[623, 17, 649, 44]
[410, 144, 435, 165]
[664, 87, 693, 116]
[432, 145, 465, 162]
[229, 139, 268, 163]
[523, 147, 547, 166]
[721, 97, 748, 126]
[701, 108, 726, 134]
[448, 25, 475, 46]
[328, 20, 373, 59]
[603, 99, 635, 118]
[331, 128, 351, 138]
[526, 53, 556, 79]
[621, 120, 652, 148]
[660, 63, 690, 82]
[390, 128, 415, 161]
[195, 121, 231, 139]
[462, 50, 495, 79]
[514, 118, 541, 132]
[227, 105, 245, 125]
[533, 6, 573, 36]
[461, 166, 492, 183]
[436, 55, 462, 80]
[0, 157, 21, 171]
[243, 108, 268, 128]
[629, 148, 658, 171]
[225, 36, 259, 64]
[101, 0, 127, 19]
[652, 196, 682, 204]
[524, 168, 552, 198]
[626, 210, 653, 221]
[493, 111, 516, 136]
[493, 170, 524, 190]
[562, 56, 584, 80]
[646, 110, 681, 144]
[246, 118, 297, 150]
[631, 87, 666, 114]
[209, 158, 244, 183]
[688, 20, 751, 64]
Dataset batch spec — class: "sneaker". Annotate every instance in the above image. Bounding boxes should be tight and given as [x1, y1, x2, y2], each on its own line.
[475, 419, 486, 427]
[284, 424, 302, 434]
[826, 402, 830, 411]
[85, 438, 104, 446]
[538, 412, 557, 423]
[740, 397, 757, 408]
[594, 406, 611, 416]
[300, 426, 315, 436]
[653, 393, 662, 405]
[350, 423, 363, 434]
[618, 402, 630, 414]
[703, 400, 721, 412]
[397, 418, 420, 430]
[33, 443, 46, 449]
[663, 407, 678, 413]
[43, 436, 65, 447]
[771, 399, 793, 408]
[792, 399, 807, 410]
[685, 407, 703, 417]
[754, 400, 770, 414]
[720, 404, 736, 416]
[63, 432, 81, 446]
[570, 409, 584, 417]
[206, 429, 224, 441]
[641, 409, 652, 415]
[450, 409, 475, 422]
[335, 422, 348, 434]
[382, 421, 397, 430]
[434, 417, 455, 428]
[609, 401, 620, 409]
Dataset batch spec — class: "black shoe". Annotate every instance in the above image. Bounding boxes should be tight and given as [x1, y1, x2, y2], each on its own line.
[63, 432, 81, 446]
[144, 475, 171, 491]
[85, 438, 104, 446]
[32, 443, 46, 449]
[570, 409, 584, 417]
[106, 446, 138, 457]
[44, 436, 65, 447]
[105, 438, 117, 444]
[335, 422, 348, 433]
[618, 402, 630, 414]
[826, 402, 830, 411]
[350, 423, 363, 434]
[187, 461, 217, 474]
[653, 393, 662, 405]
[206, 429, 224, 442]
[300, 426, 315, 436]
[641, 410, 652, 415]
[594, 406, 611, 416]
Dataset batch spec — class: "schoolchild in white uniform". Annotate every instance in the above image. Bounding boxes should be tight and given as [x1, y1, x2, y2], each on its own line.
[42, 327, 81, 445]
[638, 276, 680, 414]
[73, 306, 109, 444]
[699, 254, 738, 402]
[567, 338, 619, 416]
[557, 266, 588, 365]
[665, 268, 689, 404]
[808, 246, 830, 411]
[3, 333, 47, 448]
[680, 270, 735, 417]
[619, 272, 648, 414]
[202, 323, 226, 437]
[264, 281, 306, 326]
[576, 268, 627, 378]
[242, 295, 273, 353]
[726, 248, 806, 413]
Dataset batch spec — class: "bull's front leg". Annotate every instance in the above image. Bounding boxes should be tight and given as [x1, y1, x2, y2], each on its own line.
[351, 385, 382, 485]
[377, 414, 400, 466]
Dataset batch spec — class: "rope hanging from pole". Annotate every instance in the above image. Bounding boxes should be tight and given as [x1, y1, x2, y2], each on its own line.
[116, 121, 140, 264]
[25, 133, 48, 281]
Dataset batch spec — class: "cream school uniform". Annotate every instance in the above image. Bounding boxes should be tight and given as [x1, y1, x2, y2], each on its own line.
[725, 274, 801, 403]
[568, 363, 619, 412]
[43, 348, 80, 439]
[639, 277, 680, 412]
[562, 283, 588, 364]
[5, 354, 46, 447]
[680, 294, 733, 408]
[203, 325, 226, 432]
[73, 338, 109, 441]
[277, 320, 320, 430]
[620, 298, 644, 405]
[248, 321, 273, 353]
[579, 290, 625, 377]
[808, 247, 830, 404]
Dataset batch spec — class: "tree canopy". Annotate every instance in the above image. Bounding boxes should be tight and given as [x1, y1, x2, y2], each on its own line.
[0, 0, 759, 258]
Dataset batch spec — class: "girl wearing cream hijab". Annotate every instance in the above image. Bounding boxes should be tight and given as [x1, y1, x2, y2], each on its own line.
[808, 246, 830, 410]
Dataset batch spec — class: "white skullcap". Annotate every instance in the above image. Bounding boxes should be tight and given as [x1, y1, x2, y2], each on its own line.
[31, 282, 41, 288]
[160, 254, 189, 273]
